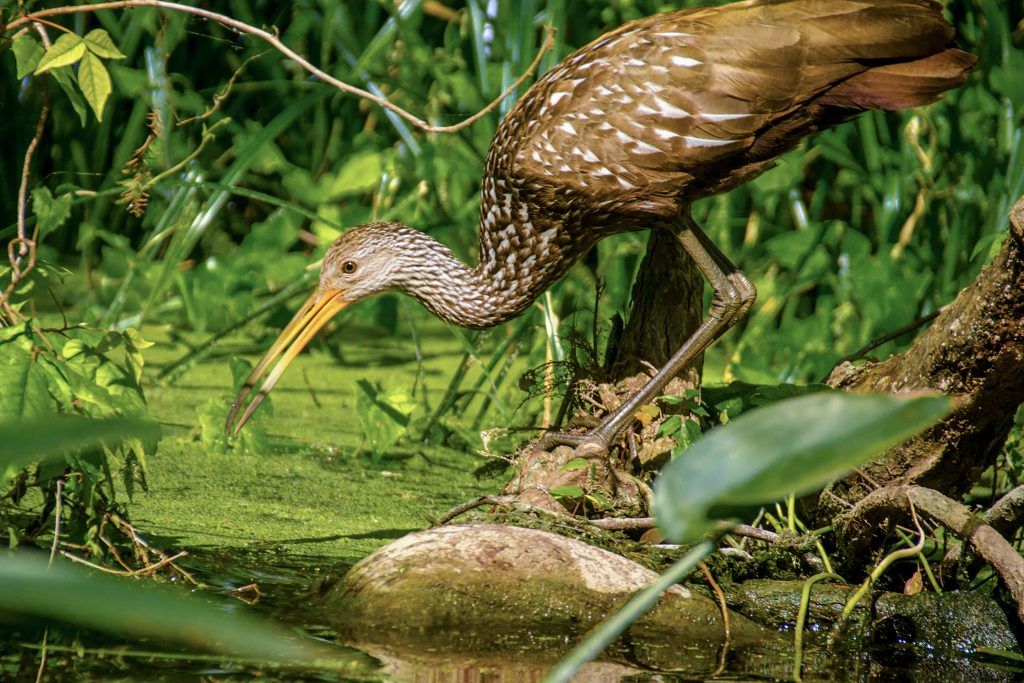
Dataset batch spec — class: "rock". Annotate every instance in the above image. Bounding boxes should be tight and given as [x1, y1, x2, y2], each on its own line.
[324, 523, 770, 675]
[729, 579, 1022, 681]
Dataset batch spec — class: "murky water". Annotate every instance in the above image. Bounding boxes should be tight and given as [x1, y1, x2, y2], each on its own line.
[6, 546, 1019, 681]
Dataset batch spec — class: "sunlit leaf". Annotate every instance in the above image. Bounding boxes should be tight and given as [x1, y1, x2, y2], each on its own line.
[327, 151, 384, 200]
[0, 552, 372, 673]
[550, 485, 585, 498]
[653, 393, 953, 543]
[34, 32, 86, 74]
[82, 28, 126, 60]
[78, 51, 112, 121]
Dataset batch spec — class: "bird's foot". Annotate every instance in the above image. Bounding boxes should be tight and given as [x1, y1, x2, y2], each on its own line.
[532, 430, 609, 457]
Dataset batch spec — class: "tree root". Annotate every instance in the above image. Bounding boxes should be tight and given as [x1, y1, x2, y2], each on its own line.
[834, 485, 1024, 620]
[817, 196, 1024, 518]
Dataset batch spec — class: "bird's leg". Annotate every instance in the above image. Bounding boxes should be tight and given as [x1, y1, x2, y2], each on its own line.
[534, 221, 755, 455]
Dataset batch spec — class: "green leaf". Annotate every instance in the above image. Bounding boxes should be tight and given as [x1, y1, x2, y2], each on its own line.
[82, 28, 126, 60]
[0, 325, 53, 420]
[0, 552, 371, 673]
[355, 379, 416, 458]
[550, 485, 584, 498]
[34, 32, 86, 75]
[12, 35, 44, 79]
[327, 151, 384, 200]
[31, 188, 72, 239]
[0, 416, 160, 473]
[78, 51, 111, 122]
[653, 393, 953, 543]
[49, 66, 89, 127]
[558, 457, 590, 471]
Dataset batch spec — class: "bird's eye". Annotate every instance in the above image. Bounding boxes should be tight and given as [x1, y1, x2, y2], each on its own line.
[342, 261, 357, 274]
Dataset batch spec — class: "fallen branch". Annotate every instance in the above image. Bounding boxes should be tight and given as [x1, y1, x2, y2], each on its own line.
[835, 485, 1024, 620]
[433, 495, 519, 526]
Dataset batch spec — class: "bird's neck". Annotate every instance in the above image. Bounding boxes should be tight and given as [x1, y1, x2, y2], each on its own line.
[399, 193, 585, 329]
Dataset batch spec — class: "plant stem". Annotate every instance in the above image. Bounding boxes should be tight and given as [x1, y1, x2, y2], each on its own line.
[544, 540, 716, 683]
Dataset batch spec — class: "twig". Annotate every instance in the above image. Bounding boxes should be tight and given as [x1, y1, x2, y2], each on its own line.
[433, 495, 518, 525]
[59, 550, 133, 575]
[109, 513, 197, 584]
[143, 117, 229, 189]
[131, 550, 188, 576]
[3, 87, 50, 322]
[57, 548, 187, 577]
[729, 523, 780, 543]
[699, 561, 730, 677]
[47, 479, 63, 567]
[35, 478, 64, 683]
[587, 516, 655, 531]
[6, 2, 556, 134]
[825, 309, 941, 380]
[176, 50, 266, 126]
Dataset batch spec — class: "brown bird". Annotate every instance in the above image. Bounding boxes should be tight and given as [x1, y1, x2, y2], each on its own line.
[226, 0, 974, 452]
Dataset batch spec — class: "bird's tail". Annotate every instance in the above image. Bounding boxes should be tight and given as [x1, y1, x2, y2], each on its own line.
[820, 48, 976, 110]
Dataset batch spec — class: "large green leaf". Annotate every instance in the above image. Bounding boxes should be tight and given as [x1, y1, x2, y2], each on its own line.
[0, 325, 53, 420]
[78, 51, 112, 121]
[0, 552, 374, 673]
[33, 32, 86, 74]
[82, 28, 126, 60]
[653, 393, 953, 543]
[0, 416, 160, 473]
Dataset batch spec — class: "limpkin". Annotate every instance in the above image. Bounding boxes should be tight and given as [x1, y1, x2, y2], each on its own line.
[226, 0, 974, 452]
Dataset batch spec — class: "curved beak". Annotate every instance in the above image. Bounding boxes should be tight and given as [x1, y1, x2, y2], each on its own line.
[225, 289, 349, 435]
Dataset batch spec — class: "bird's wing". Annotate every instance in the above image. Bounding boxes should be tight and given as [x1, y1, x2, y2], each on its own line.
[498, 0, 955, 213]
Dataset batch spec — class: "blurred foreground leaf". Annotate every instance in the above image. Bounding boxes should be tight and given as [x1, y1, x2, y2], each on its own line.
[0, 552, 375, 673]
[0, 416, 161, 474]
[654, 393, 953, 543]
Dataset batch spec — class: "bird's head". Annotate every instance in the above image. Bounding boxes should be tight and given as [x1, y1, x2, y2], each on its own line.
[317, 221, 415, 302]
[225, 221, 414, 434]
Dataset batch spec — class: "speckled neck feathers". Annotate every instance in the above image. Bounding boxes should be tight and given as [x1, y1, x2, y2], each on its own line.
[389, 202, 589, 329]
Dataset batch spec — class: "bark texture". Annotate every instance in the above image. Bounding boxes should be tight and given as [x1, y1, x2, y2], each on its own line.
[606, 228, 704, 385]
[816, 196, 1024, 519]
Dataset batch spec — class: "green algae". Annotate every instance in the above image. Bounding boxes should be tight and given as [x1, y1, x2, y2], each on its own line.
[129, 320, 504, 563]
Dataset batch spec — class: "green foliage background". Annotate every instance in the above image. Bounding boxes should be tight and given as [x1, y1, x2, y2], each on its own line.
[1, 0, 1021, 376]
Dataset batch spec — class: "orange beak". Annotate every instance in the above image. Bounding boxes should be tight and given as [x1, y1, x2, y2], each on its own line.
[225, 289, 349, 435]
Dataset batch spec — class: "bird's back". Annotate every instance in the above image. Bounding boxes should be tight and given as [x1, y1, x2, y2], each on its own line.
[489, 0, 974, 224]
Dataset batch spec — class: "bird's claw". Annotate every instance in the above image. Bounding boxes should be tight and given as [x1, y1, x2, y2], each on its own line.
[532, 430, 609, 457]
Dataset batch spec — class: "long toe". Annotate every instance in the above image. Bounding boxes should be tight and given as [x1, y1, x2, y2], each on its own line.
[532, 430, 610, 456]
[533, 430, 589, 452]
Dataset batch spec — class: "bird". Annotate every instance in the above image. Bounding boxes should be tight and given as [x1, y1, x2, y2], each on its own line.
[226, 0, 974, 453]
